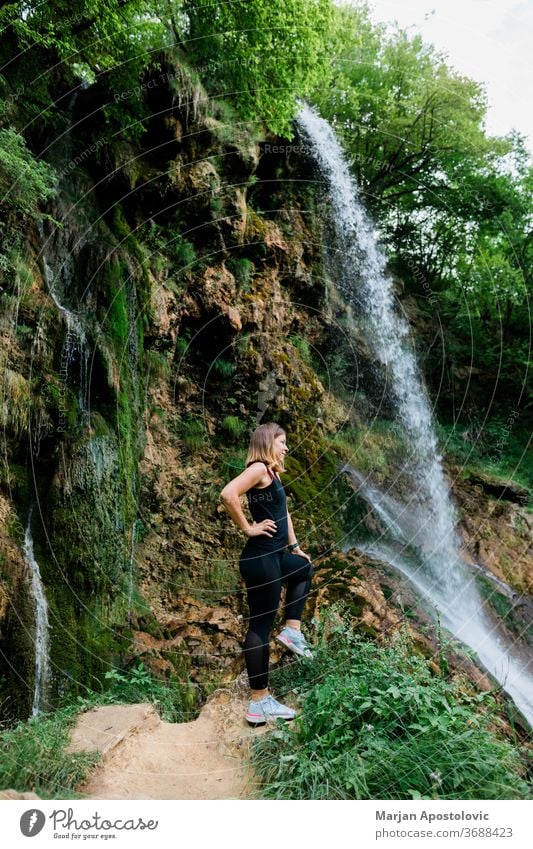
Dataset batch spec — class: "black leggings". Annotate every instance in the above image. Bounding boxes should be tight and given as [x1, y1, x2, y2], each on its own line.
[239, 547, 314, 690]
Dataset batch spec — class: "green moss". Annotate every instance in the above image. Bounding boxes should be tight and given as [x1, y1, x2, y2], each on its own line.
[438, 421, 533, 495]
[176, 414, 205, 452]
[330, 423, 406, 483]
[220, 415, 247, 440]
[103, 259, 129, 349]
[110, 206, 151, 324]
[227, 257, 255, 290]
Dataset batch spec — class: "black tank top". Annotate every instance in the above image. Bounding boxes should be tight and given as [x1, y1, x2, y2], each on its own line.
[244, 460, 288, 550]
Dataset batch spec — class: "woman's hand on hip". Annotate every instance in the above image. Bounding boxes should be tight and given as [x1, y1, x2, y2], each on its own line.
[246, 519, 277, 538]
[292, 546, 312, 562]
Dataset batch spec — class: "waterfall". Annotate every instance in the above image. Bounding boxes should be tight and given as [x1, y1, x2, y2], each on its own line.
[37, 219, 90, 414]
[297, 104, 533, 726]
[127, 520, 138, 626]
[23, 511, 51, 716]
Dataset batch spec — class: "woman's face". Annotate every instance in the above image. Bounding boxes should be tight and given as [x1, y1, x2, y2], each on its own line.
[273, 432, 288, 464]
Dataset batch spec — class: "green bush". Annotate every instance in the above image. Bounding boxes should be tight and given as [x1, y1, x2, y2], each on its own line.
[171, 235, 197, 271]
[178, 413, 205, 451]
[252, 613, 531, 800]
[289, 334, 312, 364]
[228, 258, 255, 291]
[101, 662, 197, 723]
[221, 415, 247, 440]
[0, 128, 57, 216]
[438, 421, 533, 495]
[212, 358, 235, 379]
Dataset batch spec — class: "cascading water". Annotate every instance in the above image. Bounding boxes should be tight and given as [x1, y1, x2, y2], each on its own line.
[37, 218, 90, 413]
[127, 520, 139, 626]
[23, 510, 51, 716]
[297, 104, 533, 725]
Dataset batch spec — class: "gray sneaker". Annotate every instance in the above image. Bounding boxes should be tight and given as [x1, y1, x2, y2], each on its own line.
[245, 695, 297, 727]
[276, 626, 314, 658]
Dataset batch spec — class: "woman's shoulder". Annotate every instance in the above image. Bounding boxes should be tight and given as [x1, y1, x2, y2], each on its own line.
[246, 460, 275, 475]
[246, 460, 276, 486]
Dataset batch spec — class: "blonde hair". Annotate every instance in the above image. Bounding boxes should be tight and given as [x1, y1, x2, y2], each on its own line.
[245, 422, 286, 473]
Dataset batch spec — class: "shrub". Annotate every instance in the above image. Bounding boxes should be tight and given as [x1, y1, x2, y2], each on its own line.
[171, 235, 197, 271]
[101, 662, 197, 723]
[212, 358, 235, 379]
[289, 334, 312, 364]
[228, 258, 255, 291]
[0, 128, 57, 216]
[178, 413, 205, 451]
[221, 415, 247, 439]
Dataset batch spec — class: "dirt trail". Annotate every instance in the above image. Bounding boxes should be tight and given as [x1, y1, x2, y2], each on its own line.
[69, 677, 270, 800]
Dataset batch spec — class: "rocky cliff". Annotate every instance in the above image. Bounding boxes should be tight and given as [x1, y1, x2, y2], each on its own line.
[0, 53, 531, 721]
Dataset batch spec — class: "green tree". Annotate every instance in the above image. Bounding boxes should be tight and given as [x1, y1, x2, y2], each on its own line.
[0, 1, 170, 135]
[183, 0, 333, 135]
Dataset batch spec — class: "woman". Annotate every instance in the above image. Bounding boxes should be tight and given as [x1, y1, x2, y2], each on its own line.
[220, 422, 314, 727]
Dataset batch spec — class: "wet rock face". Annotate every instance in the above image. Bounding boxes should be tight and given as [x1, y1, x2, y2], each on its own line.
[455, 469, 533, 596]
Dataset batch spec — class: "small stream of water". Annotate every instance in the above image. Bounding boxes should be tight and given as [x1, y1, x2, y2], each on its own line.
[37, 218, 90, 413]
[23, 510, 51, 716]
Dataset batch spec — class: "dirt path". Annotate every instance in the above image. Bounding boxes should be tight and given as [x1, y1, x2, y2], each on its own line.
[68, 677, 270, 800]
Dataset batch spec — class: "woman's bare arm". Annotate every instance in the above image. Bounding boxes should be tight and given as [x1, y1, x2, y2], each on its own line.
[286, 509, 312, 561]
[220, 463, 277, 538]
[287, 509, 298, 547]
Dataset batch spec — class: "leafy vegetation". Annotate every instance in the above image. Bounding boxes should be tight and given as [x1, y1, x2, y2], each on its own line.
[177, 413, 205, 452]
[0, 128, 57, 216]
[183, 0, 332, 135]
[438, 421, 533, 494]
[0, 703, 100, 799]
[227, 257, 255, 291]
[221, 414, 247, 439]
[1, 1, 332, 137]
[100, 662, 198, 722]
[253, 613, 531, 800]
